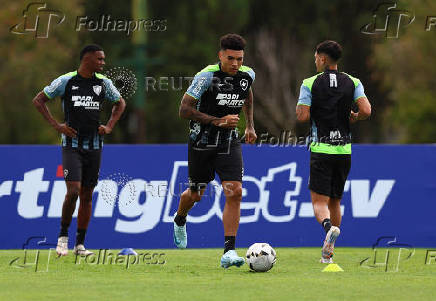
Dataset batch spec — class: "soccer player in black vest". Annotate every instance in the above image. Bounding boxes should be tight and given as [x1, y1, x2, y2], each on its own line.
[296, 41, 371, 263]
[32, 45, 126, 256]
[173, 34, 257, 268]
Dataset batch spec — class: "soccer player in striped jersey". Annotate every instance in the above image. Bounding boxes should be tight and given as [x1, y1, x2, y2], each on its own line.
[32, 44, 126, 256]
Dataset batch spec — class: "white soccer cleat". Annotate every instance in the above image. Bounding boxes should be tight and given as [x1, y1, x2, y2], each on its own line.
[221, 250, 245, 268]
[73, 244, 94, 256]
[321, 226, 340, 263]
[320, 257, 334, 264]
[56, 236, 69, 257]
[173, 222, 187, 249]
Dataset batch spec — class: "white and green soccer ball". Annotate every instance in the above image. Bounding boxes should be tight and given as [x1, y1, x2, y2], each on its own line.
[246, 243, 277, 272]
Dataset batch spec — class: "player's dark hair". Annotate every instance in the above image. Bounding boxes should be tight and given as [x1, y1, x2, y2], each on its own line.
[316, 40, 342, 62]
[79, 44, 103, 61]
[220, 34, 246, 51]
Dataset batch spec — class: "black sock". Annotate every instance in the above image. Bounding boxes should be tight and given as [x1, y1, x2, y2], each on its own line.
[59, 222, 69, 237]
[174, 214, 187, 227]
[322, 218, 332, 234]
[75, 228, 87, 246]
[224, 236, 236, 254]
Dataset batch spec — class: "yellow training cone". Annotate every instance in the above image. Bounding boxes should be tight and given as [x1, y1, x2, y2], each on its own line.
[322, 264, 344, 272]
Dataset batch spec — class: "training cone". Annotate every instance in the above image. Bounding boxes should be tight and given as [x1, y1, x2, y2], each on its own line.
[118, 248, 138, 256]
[322, 263, 344, 272]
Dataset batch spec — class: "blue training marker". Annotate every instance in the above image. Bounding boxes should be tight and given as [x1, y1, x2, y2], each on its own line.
[118, 248, 138, 256]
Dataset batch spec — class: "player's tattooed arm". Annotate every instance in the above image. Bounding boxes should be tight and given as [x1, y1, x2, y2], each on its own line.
[32, 91, 77, 138]
[179, 94, 239, 128]
[243, 88, 257, 144]
[350, 97, 371, 123]
[296, 104, 310, 122]
[243, 88, 254, 128]
[99, 97, 126, 135]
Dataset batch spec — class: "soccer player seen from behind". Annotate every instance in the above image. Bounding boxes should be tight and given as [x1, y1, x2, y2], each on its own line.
[32, 44, 126, 257]
[173, 33, 257, 268]
[296, 40, 371, 263]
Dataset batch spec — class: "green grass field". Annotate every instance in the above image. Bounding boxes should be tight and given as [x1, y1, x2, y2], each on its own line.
[1, 248, 435, 300]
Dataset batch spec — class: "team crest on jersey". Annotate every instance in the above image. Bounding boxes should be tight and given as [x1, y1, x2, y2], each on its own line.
[240, 79, 248, 91]
[63, 169, 68, 178]
[93, 85, 102, 96]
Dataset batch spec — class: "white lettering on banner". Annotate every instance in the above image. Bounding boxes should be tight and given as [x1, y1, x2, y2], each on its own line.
[162, 161, 224, 223]
[115, 180, 167, 233]
[347, 180, 395, 217]
[47, 181, 66, 217]
[15, 169, 49, 218]
[240, 176, 263, 223]
[3, 163, 396, 233]
[259, 162, 301, 222]
[0, 181, 13, 197]
[93, 180, 117, 217]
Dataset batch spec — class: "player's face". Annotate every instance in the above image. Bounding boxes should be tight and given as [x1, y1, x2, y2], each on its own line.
[219, 49, 244, 75]
[88, 51, 106, 73]
[315, 52, 326, 72]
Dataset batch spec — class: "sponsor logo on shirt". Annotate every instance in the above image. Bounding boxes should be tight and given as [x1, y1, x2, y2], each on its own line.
[71, 95, 99, 109]
[216, 93, 244, 106]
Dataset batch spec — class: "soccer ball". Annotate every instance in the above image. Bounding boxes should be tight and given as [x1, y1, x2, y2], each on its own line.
[246, 243, 277, 272]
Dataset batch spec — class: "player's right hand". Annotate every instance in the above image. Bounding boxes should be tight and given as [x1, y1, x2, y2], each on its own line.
[212, 114, 239, 128]
[55, 123, 77, 138]
[350, 111, 359, 123]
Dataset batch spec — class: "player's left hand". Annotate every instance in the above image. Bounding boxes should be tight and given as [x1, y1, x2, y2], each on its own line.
[245, 127, 257, 144]
[98, 125, 112, 135]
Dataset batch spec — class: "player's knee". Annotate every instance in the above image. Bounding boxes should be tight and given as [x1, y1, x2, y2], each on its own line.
[181, 189, 202, 203]
[190, 191, 202, 203]
[79, 194, 92, 204]
[66, 187, 80, 201]
[329, 198, 341, 206]
[227, 186, 243, 201]
[80, 187, 94, 203]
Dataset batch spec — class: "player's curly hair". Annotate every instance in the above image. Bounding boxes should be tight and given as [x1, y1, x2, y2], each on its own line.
[316, 40, 342, 62]
[79, 44, 103, 61]
[220, 33, 246, 51]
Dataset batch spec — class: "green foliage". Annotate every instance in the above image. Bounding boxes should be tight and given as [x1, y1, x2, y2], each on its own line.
[1, 0, 434, 144]
[0, 1, 83, 144]
[371, 0, 436, 142]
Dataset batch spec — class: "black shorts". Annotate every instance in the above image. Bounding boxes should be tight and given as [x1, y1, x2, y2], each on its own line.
[309, 152, 351, 199]
[62, 147, 102, 187]
[188, 140, 243, 191]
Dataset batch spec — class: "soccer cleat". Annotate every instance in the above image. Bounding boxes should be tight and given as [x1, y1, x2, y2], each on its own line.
[220, 250, 245, 268]
[321, 226, 341, 263]
[320, 257, 334, 264]
[56, 236, 69, 257]
[73, 244, 94, 256]
[173, 221, 187, 249]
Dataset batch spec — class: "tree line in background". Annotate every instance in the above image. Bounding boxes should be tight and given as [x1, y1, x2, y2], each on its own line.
[0, 0, 434, 144]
